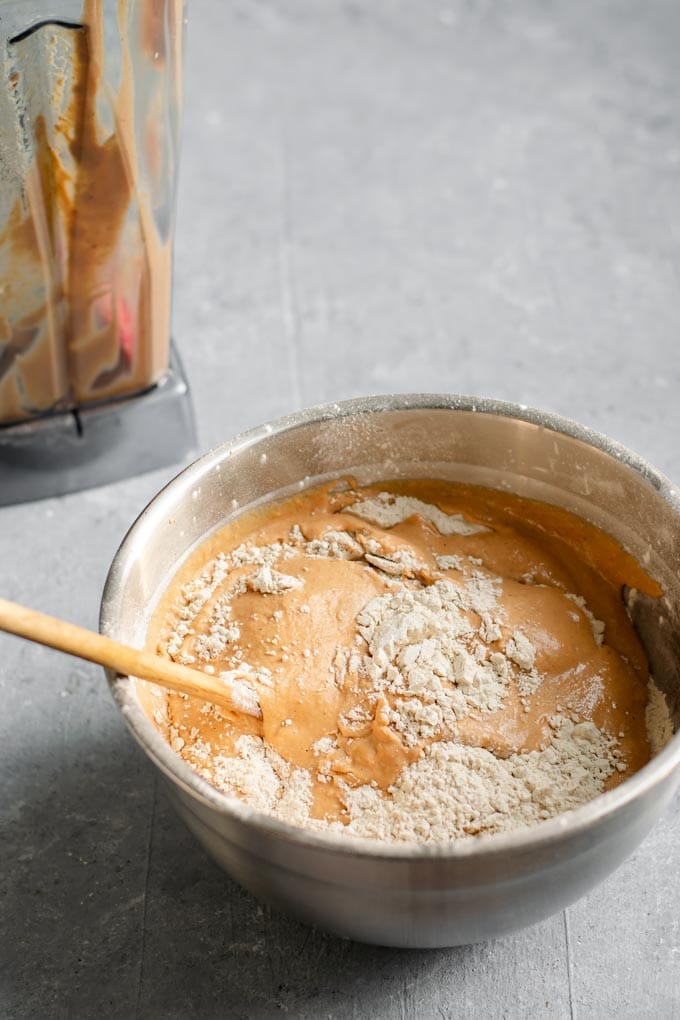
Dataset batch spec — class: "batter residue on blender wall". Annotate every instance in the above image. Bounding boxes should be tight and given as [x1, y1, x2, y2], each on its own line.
[0, 0, 183, 424]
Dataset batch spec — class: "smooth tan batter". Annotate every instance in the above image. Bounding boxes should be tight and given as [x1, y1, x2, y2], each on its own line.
[146, 479, 663, 834]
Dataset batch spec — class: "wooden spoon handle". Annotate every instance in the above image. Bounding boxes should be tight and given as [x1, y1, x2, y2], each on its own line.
[0, 597, 261, 719]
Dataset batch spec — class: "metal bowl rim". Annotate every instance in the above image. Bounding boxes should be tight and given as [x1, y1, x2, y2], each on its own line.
[101, 392, 680, 861]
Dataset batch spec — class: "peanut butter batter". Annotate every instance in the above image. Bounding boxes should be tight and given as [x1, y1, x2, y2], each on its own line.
[145, 479, 670, 842]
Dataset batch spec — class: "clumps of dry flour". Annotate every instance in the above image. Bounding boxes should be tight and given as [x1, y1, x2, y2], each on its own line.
[346, 492, 490, 536]
[206, 735, 313, 826]
[199, 713, 632, 844]
[342, 717, 622, 841]
[566, 593, 606, 645]
[356, 579, 510, 739]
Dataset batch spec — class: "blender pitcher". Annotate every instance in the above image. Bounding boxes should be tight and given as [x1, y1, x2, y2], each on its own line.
[0, 0, 184, 425]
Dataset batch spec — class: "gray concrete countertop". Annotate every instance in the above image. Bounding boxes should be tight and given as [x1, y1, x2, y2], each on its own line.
[2, 1, 679, 1016]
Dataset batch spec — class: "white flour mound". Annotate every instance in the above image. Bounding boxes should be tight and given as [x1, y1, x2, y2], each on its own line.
[356, 579, 511, 728]
[346, 493, 489, 536]
[342, 717, 621, 842]
[209, 736, 313, 827]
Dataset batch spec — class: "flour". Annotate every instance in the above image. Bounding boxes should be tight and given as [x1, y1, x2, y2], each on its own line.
[217, 670, 267, 716]
[231, 540, 295, 569]
[208, 735, 312, 826]
[479, 613, 503, 643]
[248, 565, 303, 595]
[505, 631, 536, 671]
[312, 735, 337, 755]
[566, 593, 606, 645]
[364, 550, 424, 577]
[340, 716, 621, 842]
[646, 679, 674, 755]
[346, 493, 490, 536]
[166, 554, 232, 657]
[166, 541, 294, 654]
[193, 594, 240, 661]
[435, 553, 464, 571]
[305, 530, 365, 559]
[504, 630, 543, 700]
[342, 570, 522, 749]
[450, 571, 503, 616]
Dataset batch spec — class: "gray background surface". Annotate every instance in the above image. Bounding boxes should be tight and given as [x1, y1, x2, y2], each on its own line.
[2, 1, 680, 1017]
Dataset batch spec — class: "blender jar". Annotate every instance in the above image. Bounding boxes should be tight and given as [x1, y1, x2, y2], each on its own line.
[0, 0, 184, 425]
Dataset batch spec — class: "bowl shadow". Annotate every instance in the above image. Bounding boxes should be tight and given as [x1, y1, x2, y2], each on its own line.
[1, 723, 573, 1019]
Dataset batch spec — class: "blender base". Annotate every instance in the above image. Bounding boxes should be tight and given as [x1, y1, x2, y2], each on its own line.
[0, 343, 197, 506]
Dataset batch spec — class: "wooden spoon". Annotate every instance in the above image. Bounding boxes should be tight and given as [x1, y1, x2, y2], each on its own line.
[0, 597, 262, 719]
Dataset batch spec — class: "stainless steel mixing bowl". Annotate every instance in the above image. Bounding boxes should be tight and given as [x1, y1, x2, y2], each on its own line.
[100, 395, 680, 948]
